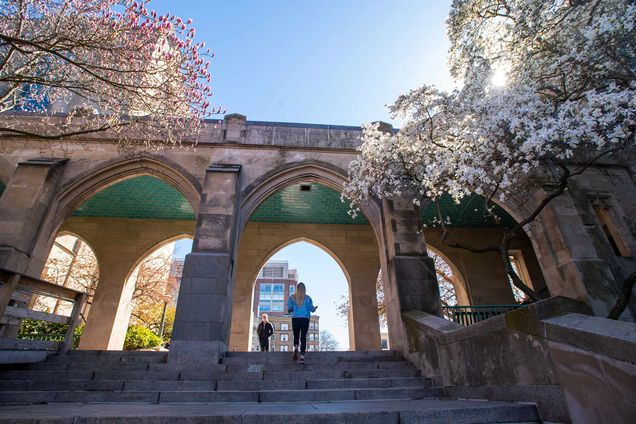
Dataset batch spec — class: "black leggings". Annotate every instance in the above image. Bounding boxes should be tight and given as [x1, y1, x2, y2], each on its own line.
[259, 338, 269, 352]
[292, 318, 310, 354]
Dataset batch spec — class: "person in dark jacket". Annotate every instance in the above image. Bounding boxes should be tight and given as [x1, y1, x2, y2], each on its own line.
[256, 313, 274, 352]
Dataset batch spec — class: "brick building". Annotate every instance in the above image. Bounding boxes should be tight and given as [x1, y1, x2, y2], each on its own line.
[251, 261, 320, 352]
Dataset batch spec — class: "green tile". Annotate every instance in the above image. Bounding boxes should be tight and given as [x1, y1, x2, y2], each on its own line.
[421, 193, 516, 228]
[72, 176, 195, 220]
[249, 183, 368, 225]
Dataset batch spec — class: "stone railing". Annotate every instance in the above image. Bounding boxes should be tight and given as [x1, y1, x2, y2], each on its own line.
[403, 296, 636, 423]
[0, 268, 86, 356]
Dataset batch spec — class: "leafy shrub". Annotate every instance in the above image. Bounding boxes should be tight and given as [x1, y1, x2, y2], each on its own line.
[123, 325, 162, 350]
[18, 319, 84, 348]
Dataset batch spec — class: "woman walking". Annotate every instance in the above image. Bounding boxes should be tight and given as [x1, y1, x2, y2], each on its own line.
[287, 282, 317, 364]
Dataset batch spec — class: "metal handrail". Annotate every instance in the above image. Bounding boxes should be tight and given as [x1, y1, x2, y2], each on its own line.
[442, 304, 522, 326]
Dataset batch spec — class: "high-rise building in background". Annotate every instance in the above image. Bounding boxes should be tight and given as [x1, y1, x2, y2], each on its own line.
[252, 261, 319, 352]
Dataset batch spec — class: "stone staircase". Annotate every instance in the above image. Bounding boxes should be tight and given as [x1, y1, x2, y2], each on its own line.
[0, 350, 542, 423]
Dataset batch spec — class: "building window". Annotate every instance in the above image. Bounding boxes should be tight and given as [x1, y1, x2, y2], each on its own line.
[271, 334, 276, 341]
[263, 267, 284, 278]
[289, 285, 295, 294]
[281, 334, 288, 342]
[507, 251, 532, 303]
[281, 345, 289, 352]
[281, 323, 288, 331]
[591, 199, 632, 257]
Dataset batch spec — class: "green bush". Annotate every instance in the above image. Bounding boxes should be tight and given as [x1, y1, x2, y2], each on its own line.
[124, 325, 162, 350]
[18, 319, 84, 348]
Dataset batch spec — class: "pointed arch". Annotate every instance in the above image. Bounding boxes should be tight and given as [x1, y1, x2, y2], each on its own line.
[52, 156, 202, 231]
[240, 160, 383, 241]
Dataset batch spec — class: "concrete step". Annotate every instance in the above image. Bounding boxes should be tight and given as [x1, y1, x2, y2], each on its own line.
[27, 362, 228, 373]
[225, 361, 414, 372]
[0, 399, 542, 423]
[0, 386, 442, 405]
[0, 377, 430, 393]
[261, 368, 420, 380]
[0, 366, 420, 383]
[222, 350, 402, 364]
[45, 351, 167, 364]
[306, 377, 431, 390]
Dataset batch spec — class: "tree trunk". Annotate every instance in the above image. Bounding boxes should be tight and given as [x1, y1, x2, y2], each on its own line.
[607, 271, 636, 320]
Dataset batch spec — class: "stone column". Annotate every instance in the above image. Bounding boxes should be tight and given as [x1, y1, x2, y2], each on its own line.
[0, 159, 67, 274]
[170, 164, 242, 365]
[529, 191, 629, 318]
[348, 266, 382, 350]
[78, 247, 138, 350]
[382, 198, 442, 354]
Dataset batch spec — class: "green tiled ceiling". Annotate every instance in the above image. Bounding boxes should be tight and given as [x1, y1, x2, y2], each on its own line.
[65, 174, 515, 228]
[72, 176, 195, 220]
[250, 183, 368, 225]
[421, 193, 517, 228]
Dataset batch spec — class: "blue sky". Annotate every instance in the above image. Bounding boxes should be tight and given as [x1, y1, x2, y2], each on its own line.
[164, 1, 455, 348]
[151, 0, 454, 125]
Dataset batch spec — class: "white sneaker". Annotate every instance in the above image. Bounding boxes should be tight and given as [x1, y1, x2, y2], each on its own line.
[299, 354, 305, 364]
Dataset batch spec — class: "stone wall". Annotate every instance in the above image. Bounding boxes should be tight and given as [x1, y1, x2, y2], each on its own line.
[402, 297, 636, 423]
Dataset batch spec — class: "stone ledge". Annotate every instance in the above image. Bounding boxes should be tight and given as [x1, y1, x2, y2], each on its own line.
[543, 313, 636, 363]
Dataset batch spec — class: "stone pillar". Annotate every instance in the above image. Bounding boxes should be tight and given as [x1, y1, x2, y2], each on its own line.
[529, 191, 628, 318]
[170, 164, 242, 365]
[0, 159, 67, 274]
[78, 247, 138, 350]
[382, 198, 442, 354]
[348, 262, 382, 350]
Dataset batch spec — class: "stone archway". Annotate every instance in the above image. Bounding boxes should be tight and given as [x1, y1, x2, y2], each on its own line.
[22, 156, 202, 281]
[230, 225, 381, 351]
[233, 162, 385, 351]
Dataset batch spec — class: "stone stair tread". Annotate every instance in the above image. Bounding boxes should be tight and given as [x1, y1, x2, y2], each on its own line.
[0, 398, 541, 423]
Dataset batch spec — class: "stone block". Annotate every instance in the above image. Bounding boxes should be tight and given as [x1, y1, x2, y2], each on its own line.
[167, 340, 227, 367]
[260, 389, 355, 402]
[543, 313, 636, 364]
[0, 391, 56, 405]
[159, 391, 258, 403]
[54, 390, 160, 403]
[181, 253, 231, 279]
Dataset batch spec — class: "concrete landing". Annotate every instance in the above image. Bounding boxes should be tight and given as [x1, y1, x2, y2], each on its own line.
[0, 398, 540, 424]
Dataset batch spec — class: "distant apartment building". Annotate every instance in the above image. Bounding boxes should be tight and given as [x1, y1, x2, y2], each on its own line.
[252, 261, 319, 352]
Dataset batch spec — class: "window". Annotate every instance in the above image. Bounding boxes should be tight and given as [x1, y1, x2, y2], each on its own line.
[591, 199, 632, 257]
[281, 345, 289, 352]
[258, 305, 270, 313]
[281, 323, 288, 331]
[289, 285, 295, 294]
[271, 303, 284, 312]
[281, 334, 288, 342]
[263, 267, 284, 278]
[507, 251, 532, 303]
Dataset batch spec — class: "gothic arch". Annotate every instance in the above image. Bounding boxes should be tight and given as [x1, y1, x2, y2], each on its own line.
[52, 156, 202, 232]
[239, 160, 383, 241]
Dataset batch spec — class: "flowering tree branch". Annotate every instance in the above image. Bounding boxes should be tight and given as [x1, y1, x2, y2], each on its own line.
[345, 0, 635, 305]
[0, 0, 222, 147]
